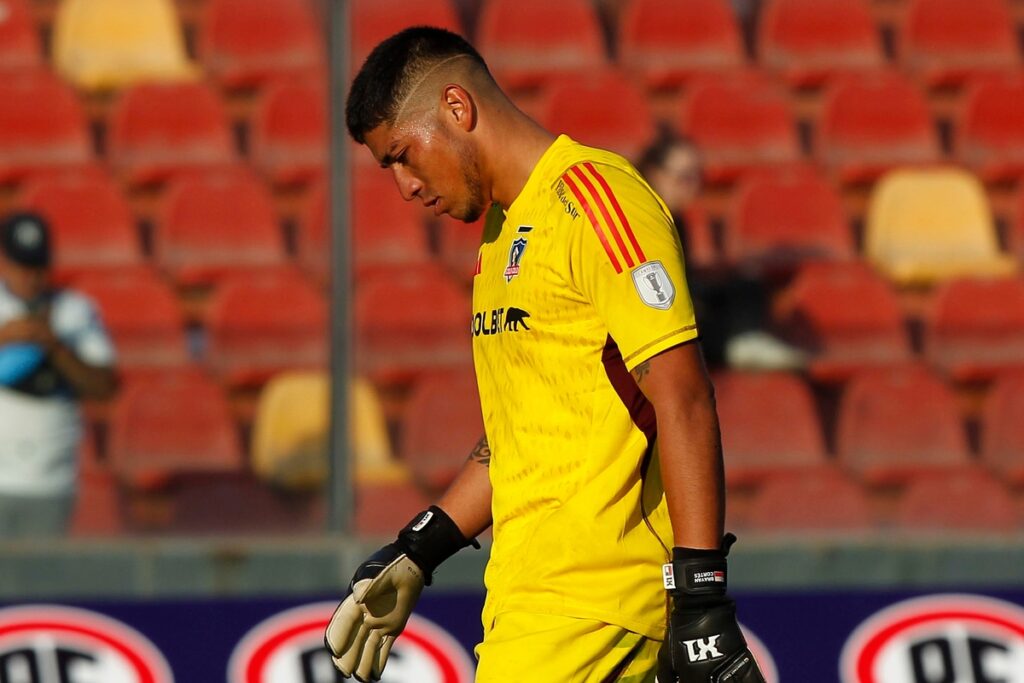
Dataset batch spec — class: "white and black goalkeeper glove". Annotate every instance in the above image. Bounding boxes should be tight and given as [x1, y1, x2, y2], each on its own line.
[657, 534, 766, 683]
[324, 506, 479, 681]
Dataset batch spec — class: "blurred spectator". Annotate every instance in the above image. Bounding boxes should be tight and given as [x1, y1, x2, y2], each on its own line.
[636, 127, 806, 370]
[0, 212, 118, 539]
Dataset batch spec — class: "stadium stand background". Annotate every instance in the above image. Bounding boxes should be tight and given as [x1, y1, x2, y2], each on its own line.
[1, 0, 1023, 601]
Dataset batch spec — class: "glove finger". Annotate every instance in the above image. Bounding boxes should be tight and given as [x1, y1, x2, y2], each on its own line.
[335, 620, 371, 677]
[358, 557, 424, 633]
[354, 629, 383, 682]
[324, 592, 366, 656]
[373, 635, 395, 680]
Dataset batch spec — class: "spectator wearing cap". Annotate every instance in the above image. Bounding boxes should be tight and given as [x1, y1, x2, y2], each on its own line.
[0, 212, 118, 538]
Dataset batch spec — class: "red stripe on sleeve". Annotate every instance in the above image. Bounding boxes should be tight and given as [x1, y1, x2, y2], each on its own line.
[562, 173, 623, 274]
[583, 162, 647, 264]
[569, 165, 635, 269]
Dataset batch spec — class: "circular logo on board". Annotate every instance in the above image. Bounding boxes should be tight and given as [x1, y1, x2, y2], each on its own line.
[840, 594, 1024, 682]
[229, 602, 475, 683]
[742, 623, 780, 683]
[0, 604, 174, 683]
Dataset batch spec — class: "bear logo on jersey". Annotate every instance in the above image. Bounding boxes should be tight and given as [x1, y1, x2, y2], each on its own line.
[631, 261, 675, 310]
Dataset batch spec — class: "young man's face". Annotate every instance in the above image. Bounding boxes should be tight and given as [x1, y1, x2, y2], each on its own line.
[363, 115, 488, 223]
[0, 254, 49, 303]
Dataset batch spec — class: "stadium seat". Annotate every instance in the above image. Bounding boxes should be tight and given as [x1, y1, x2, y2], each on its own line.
[351, 0, 462, 68]
[776, 261, 911, 382]
[725, 168, 854, 270]
[0, 72, 92, 183]
[714, 371, 827, 488]
[155, 168, 287, 285]
[476, 0, 606, 91]
[865, 168, 1017, 285]
[355, 263, 472, 383]
[73, 269, 189, 370]
[894, 466, 1019, 531]
[108, 81, 235, 186]
[617, 0, 744, 90]
[900, 0, 1019, 88]
[956, 76, 1024, 182]
[0, 0, 42, 73]
[436, 211, 485, 283]
[744, 466, 874, 532]
[251, 371, 329, 491]
[401, 367, 484, 492]
[816, 71, 939, 184]
[108, 369, 243, 490]
[757, 0, 884, 87]
[924, 277, 1024, 380]
[538, 70, 656, 161]
[355, 476, 433, 536]
[71, 270, 187, 371]
[678, 74, 800, 183]
[250, 79, 327, 186]
[980, 371, 1024, 486]
[18, 170, 141, 279]
[52, 0, 196, 91]
[351, 171, 433, 278]
[205, 269, 329, 387]
[198, 0, 325, 89]
[297, 177, 330, 282]
[70, 431, 123, 537]
[837, 365, 970, 486]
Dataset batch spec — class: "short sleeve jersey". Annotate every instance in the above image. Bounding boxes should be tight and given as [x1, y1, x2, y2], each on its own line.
[473, 136, 698, 638]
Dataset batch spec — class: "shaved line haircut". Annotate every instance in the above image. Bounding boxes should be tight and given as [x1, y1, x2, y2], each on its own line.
[346, 27, 491, 144]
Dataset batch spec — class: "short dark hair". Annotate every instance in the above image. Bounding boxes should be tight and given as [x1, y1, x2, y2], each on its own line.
[346, 26, 489, 144]
[635, 123, 698, 177]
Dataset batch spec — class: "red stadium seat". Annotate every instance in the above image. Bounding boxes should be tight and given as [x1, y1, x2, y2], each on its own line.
[745, 466, 874, 532]
[476, 0, 606, 91]
[837, 365, 970, 486]
[297, 177, 330, 282]
[352, 171, 433, 277]
[817, 71, 939, 184]
[538, 70, 656, 160]
[155, 167, 287, 285]
[198, 0, 325, 89]
[980, 371, 1024, 486]
[70, 432, 123, 537]
[714, 371, 827, 488]
[108, 81, 235, 186]
[956, 76, 1024, 182]
[0, 72, 91, 183]
[74, 270, 189, 370]
[351, 0, 462, 68]
[776, 262, 912, 381]
[436, 212, 485, 283]
[0, 0, 42, 73]
[924, 277, 1024, 381]
[618, 0, 744, 90]
[205, 270, 329, 387]
[355, 477, 433, 536]
[900, 0, 1019, 87]
[250, 79, 327, 186]
[108, 369, 244, 490]
[894, 466, 1019, 531]
[401, 367, 484, 493]
[355, 263, 472, 383]
[758, 0, 884, 87]
[19, 171, 142, 279]
[678, 74, 800, 183]
[725, 168, 854, 270]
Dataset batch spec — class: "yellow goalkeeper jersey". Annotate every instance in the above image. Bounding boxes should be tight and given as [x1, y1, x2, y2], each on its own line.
[472, 135, 699, 639]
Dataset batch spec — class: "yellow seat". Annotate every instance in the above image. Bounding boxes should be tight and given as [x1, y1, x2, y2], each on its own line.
[53, 0, 197, 91]
[866, 168, 1018, 285]
[251, 372, 405, 491]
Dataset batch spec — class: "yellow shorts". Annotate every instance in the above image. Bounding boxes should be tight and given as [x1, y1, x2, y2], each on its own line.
[474, 611, 660, 683]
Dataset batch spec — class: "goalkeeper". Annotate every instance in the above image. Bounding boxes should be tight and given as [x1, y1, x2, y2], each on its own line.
[326, 27, 766, 683]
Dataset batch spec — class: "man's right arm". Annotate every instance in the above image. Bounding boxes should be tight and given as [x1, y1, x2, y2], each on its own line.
[437, 435, 493, 539]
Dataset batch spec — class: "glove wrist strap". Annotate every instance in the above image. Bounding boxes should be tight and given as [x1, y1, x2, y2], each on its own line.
[664, 533, 736, 601]
[396, 506, 480, 584]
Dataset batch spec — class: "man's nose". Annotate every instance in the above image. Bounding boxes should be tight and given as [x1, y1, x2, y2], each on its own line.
[392, 167, 422, 201]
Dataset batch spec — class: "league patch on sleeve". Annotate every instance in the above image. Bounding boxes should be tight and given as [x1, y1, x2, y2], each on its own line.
[631, 261, 675, 310]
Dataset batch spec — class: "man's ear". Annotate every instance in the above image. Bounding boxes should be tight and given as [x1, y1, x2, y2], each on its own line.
[442, 84, 476, 132]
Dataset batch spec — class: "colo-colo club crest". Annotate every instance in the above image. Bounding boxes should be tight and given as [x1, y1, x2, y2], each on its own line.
[504, 227, 532, 282]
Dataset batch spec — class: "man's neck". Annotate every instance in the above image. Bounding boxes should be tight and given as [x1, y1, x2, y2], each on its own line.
[481, 112, 557, 211]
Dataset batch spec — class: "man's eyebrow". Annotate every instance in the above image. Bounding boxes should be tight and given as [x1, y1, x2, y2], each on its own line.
[378, 143, 401, 168]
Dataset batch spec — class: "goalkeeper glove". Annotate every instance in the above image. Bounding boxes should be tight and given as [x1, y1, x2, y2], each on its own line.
[657, 533, 766, 683]
[324, 506, 479, 681]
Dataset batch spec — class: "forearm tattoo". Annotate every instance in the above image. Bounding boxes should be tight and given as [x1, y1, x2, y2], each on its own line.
[468, 436, 491, 466]
[631, 359, 651, 386]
